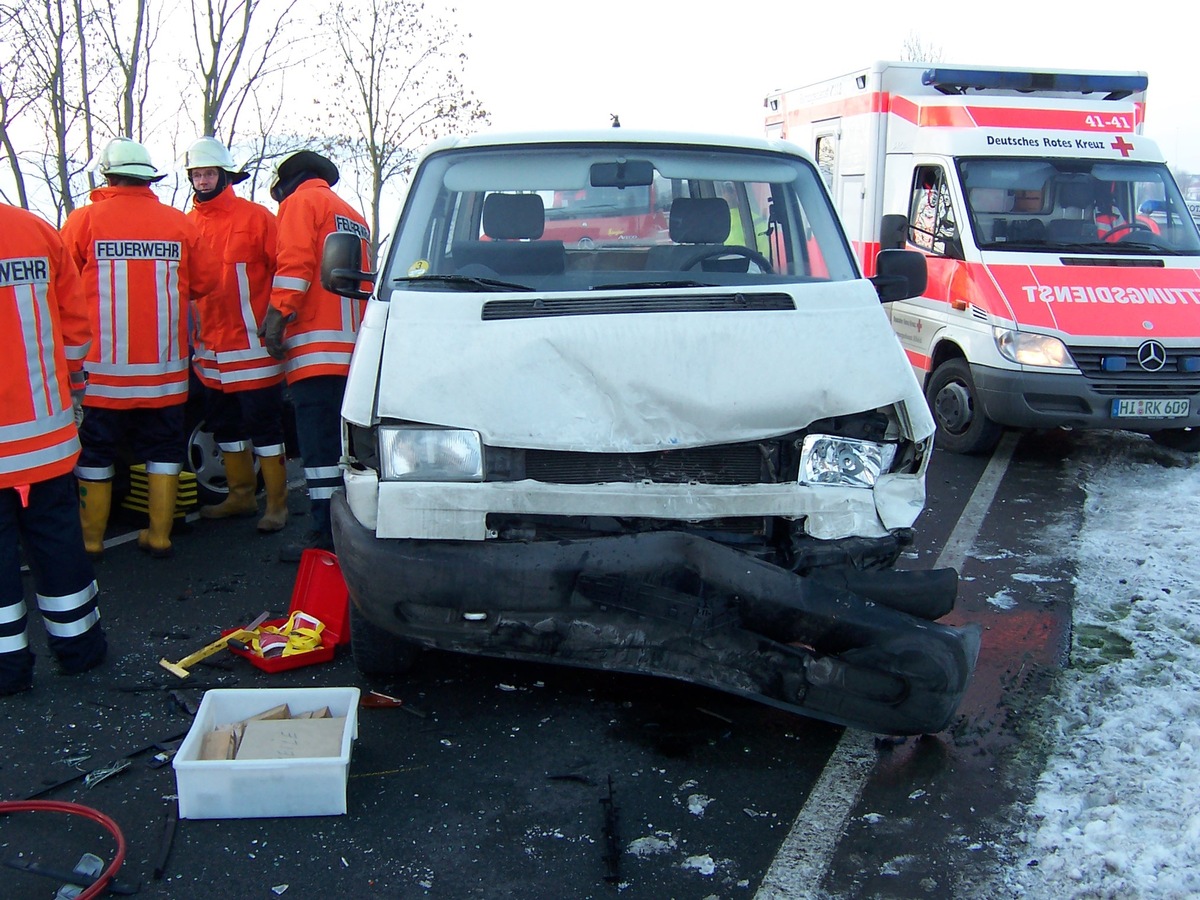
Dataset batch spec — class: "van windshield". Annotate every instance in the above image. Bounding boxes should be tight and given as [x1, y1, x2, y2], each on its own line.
[381, 141, 859, 293]
[960, 158, 1200, 255]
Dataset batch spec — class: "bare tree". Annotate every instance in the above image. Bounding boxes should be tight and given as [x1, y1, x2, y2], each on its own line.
[0, 3, 33, 207]
[189, 0, 305, 142]
[93, 0, 160, 140]
[325, 0, 488, 249]
[901, 32, 942, 64]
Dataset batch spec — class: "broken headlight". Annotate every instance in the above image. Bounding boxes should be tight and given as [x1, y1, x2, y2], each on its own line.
[798, 435, 896, 488]
[378, 426, 483, 482]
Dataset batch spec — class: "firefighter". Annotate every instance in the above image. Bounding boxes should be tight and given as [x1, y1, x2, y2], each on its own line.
[0, 200, 107, 694]
[61, 137, 220, 559]
[258, 149, 370, 561]
[183, 136, 289, 533]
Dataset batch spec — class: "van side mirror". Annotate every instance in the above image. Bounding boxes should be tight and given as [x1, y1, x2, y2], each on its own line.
[880, 214, 908, 250]
[321, 232, 375, 300]
[870, 249, 927, 302]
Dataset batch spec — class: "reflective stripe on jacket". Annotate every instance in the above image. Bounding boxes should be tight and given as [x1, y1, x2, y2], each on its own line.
[0, 203, 91, 489]
[268, 179, 369, 384]
[189, 186, 283, 392]
[61, 184, 220, 409]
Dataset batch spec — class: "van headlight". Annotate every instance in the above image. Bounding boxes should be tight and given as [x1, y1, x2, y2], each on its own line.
[799, 435, 896, 488]
[378, 427, 483, 482]
[994, 328, 1071, 367]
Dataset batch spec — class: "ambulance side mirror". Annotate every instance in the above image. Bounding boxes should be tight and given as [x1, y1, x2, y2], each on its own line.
[321, 232, 375, 301]
[870, 249, 927, 303]
[880, 214, 908, 250]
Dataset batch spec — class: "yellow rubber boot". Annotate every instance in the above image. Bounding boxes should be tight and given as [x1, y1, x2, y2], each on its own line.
[138, 472, 180, 558]
[199, 448, 258, 519]
[78, 479, 112, 559]
[256, 454, 289, 533]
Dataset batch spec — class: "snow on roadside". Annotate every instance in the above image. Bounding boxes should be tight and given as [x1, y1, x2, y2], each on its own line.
[999, 435, 1200, 899]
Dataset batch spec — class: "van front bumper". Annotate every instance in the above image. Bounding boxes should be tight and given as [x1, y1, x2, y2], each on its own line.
[972, 363, 1200, 432]
[332, 492, 979, 736]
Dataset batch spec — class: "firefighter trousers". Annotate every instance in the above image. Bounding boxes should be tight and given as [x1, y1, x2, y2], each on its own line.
[289, 375, 346, 541]
[0, 473, 107, 693]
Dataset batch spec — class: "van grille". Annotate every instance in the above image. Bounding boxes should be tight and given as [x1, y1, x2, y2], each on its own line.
[516, 443, 779, 485]
[1068, 345, 1200, 397]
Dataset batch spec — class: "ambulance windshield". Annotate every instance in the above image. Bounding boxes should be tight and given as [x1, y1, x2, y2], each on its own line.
[960, 158, 1200, 255]
[382, 141, 860, 294]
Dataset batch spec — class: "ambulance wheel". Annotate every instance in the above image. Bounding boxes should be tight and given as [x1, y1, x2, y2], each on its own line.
[926, 359, 1003, 455]
[350, 601, 416, 676]
[1149, 428, 1200, 453]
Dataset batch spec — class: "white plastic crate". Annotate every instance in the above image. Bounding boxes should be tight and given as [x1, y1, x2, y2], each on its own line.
[173, 686, 360, 819]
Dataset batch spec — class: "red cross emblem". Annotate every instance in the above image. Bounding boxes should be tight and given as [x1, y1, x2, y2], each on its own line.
[1110, 136, 1134, 157]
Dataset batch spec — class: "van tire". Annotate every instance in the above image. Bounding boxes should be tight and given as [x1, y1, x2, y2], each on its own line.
[1149, 428, 1200, 453]
[926, 359, 1003, 455]
[350, 601, 417, 676]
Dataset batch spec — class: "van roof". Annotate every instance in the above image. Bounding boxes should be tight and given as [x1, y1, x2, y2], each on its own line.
[421, 129, 805, 160]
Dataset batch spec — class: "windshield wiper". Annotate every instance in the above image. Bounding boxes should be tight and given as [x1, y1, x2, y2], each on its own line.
[592, 279, 714, 290]
[392, 274, 534, 292]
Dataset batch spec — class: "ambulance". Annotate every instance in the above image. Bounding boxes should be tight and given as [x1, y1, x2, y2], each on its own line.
[765, 62, 1200, 453]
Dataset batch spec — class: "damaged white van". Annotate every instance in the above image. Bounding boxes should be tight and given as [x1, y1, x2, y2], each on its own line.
[321, 130, 981, 735]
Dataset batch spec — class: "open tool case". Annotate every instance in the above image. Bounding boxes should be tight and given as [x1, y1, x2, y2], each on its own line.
[224, 549, 350, 672]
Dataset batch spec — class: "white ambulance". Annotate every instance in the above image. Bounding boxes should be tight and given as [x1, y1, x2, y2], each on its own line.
[766, 62, 1200, 453]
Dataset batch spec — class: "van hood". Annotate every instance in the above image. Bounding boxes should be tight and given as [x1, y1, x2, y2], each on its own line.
[350, 281, 934, 452]
[984, 260, 1200, 340]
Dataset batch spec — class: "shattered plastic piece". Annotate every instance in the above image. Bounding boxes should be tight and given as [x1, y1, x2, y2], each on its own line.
[271, 886, 289, 895]
[83, 758, 131, 789]
[682, 854, 716, 876]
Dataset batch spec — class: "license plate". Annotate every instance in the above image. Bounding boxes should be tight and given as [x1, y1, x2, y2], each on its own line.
[1111, 398, 1190, 419]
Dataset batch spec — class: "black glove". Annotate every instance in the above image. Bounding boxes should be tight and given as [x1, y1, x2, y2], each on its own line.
[257, 306, 294, 360]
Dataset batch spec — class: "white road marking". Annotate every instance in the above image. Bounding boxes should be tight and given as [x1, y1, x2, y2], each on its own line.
[754, 431, 1018, 899]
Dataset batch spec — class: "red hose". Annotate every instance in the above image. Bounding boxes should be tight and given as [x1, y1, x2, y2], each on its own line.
[0, 800, 126, 899]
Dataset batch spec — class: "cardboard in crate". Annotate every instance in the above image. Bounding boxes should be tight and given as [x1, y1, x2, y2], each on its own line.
[225, 548, 350, 672]
[173, 686, 360, 819]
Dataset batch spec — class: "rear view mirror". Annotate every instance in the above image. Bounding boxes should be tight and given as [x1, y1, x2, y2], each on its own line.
[870, 249, 927, 302]
[590, 159, 654, 189]
[321, 232, 375, 300]
[880, 214, 907, 250]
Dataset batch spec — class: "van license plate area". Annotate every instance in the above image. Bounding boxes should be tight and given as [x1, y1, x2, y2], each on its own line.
[1111, 398, 1190, 419]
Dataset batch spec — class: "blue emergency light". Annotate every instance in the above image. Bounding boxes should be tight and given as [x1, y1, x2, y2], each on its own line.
[1180, 357, 1200, 373]
[1101, 356, 1127, 372]
[922, 68, 1147, 100]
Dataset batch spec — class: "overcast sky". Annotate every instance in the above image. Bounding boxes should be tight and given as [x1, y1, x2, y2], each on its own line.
[451, 0, 1200, 174]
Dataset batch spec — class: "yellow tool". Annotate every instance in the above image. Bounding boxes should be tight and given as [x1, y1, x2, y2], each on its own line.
[159, 612, 270, 679]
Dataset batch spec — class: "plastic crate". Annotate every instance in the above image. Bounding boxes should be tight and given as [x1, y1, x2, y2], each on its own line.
[173, 686, 360, 819]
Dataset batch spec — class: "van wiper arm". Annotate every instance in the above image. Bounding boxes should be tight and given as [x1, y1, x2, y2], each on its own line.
[392, 274, 534, 292]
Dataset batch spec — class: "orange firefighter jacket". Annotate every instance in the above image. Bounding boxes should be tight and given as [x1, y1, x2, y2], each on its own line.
[0, 203, 91, 490]
[61, 184, 220, 409]
[189, 186, 282, 392]
[268, 179, 370, 384]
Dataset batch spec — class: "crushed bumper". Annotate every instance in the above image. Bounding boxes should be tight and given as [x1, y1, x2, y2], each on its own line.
[333, 493, 980, 735]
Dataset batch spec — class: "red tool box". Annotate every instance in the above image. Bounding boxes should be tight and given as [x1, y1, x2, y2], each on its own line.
[225, 549, 350, 672]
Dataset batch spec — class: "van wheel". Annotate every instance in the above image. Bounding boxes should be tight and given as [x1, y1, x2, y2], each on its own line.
[350, 602, 416, 676]
[186, 422, 262, 505]
[1149, 428, 1200, 453]
[926, 359, 1003, 455]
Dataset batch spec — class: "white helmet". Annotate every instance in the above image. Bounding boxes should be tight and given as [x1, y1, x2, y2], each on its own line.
[96, 137, 165, 182]
[184, 136, 237, 170]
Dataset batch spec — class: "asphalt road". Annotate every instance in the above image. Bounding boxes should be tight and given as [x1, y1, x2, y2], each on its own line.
[0, 435, 1081, 899]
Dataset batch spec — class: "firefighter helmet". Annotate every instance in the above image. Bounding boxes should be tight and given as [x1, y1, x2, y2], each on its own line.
[270, 150, 339, 199]
[96, 137, 165, 182]
[183, 136, 250, 184]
